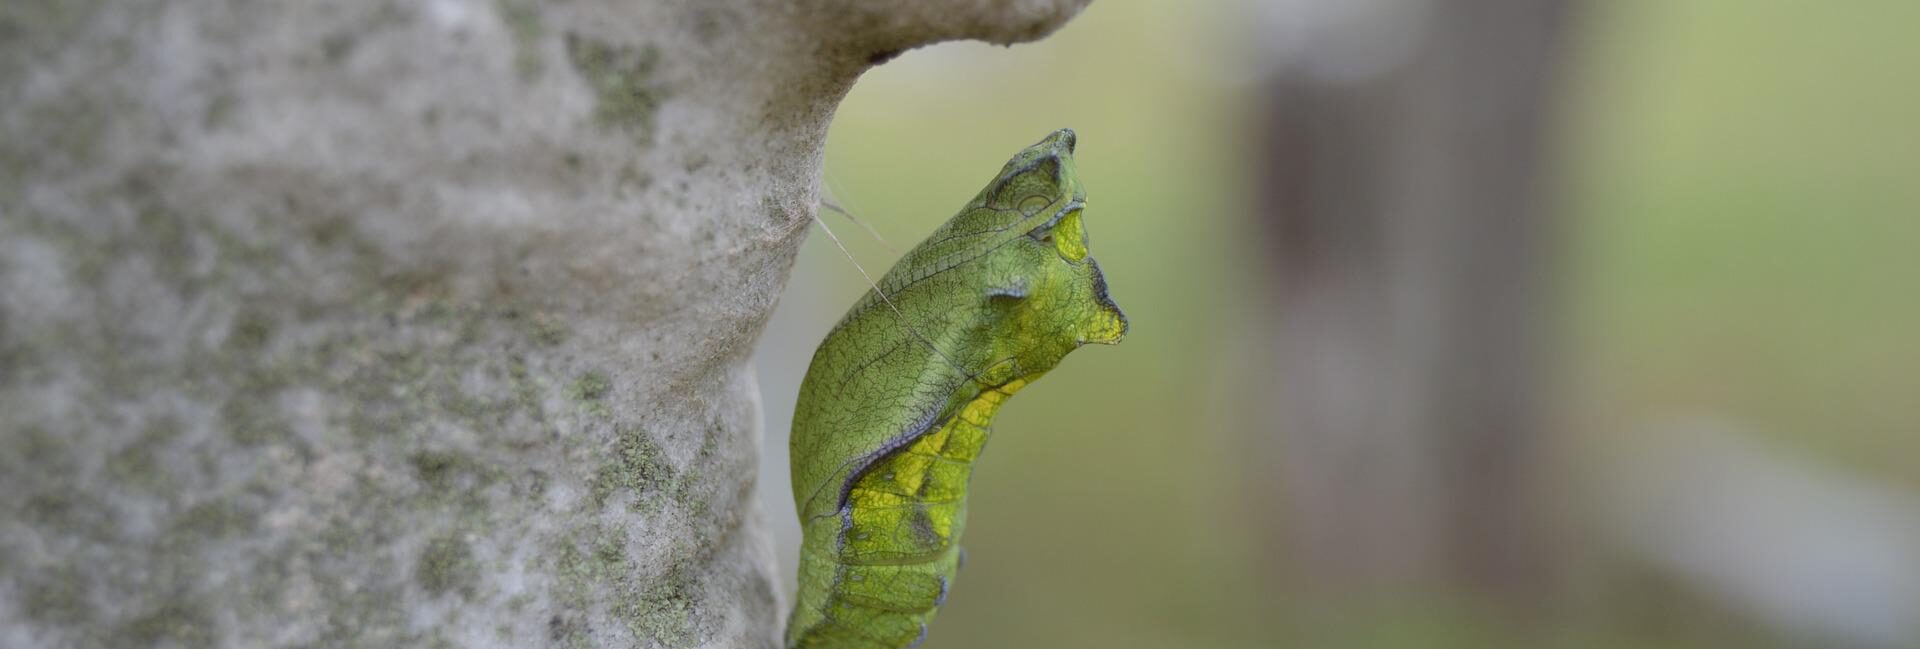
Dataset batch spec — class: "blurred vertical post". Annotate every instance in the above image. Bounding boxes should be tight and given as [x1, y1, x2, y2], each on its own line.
[1251, 0, 1578, 611]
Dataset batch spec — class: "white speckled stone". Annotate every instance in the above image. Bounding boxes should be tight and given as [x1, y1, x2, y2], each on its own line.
[0, 1, 1087, 647]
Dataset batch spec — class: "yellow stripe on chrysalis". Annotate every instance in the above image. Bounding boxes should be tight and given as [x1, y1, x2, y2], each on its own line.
[1052, 208, 1088, 262]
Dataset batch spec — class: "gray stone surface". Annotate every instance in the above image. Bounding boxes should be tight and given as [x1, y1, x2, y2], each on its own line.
[0, 1, 1086, 647]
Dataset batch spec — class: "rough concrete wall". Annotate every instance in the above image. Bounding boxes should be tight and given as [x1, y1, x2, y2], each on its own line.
[0, 1, 1087, 647]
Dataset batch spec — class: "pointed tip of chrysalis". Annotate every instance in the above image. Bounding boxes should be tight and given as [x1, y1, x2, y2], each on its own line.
[1043, 128, 1077, 154]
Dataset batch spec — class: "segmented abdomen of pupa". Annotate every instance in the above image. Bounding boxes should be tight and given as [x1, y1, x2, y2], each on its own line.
[788, 382, 1026, 649]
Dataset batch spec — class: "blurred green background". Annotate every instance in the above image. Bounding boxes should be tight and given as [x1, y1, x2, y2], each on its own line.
[754, 1, 1920, 648]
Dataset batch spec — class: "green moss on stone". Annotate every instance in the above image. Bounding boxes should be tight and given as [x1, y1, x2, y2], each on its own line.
[221, 393, 292, 445]
[548, 538, 594, 619]
[22, 492, 73, 525]
[507, 592, 534, 613]
[224, 308, 275, 354]
[16, 426, 72, 472]
[569, 371, 609, 401]
[529, 312, 567, 346]
[593, 526, 628, 570]
[588, 424, 674, 510]
[545, 522, 699, 647]
[564, 33, 664, 142]
[417, 534, 476, 596]
[112, 598, 216, 647]
[619, 563, 695, 648]
[105, 438, 162, 489]
[22, 565, 92, 626]
[107, 419, 182, 492]
[409, 450, 466, 491]
[496, 0, 544, 80]
[569, 371, 611, 418]
[507, 355, 545, 420]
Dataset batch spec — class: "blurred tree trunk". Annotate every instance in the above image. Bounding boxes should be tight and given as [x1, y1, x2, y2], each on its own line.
[0, 1, 1085, 647]
[1251, 0, 1577, 610]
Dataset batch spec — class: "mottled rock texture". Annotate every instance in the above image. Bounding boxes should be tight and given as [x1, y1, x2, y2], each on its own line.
[0, 1, 1087, 647]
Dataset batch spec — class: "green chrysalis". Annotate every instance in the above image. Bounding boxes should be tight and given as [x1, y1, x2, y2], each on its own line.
[787, 129, 1127, 649]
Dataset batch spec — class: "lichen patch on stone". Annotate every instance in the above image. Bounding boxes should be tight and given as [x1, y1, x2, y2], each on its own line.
[564, 32, 666, 144]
